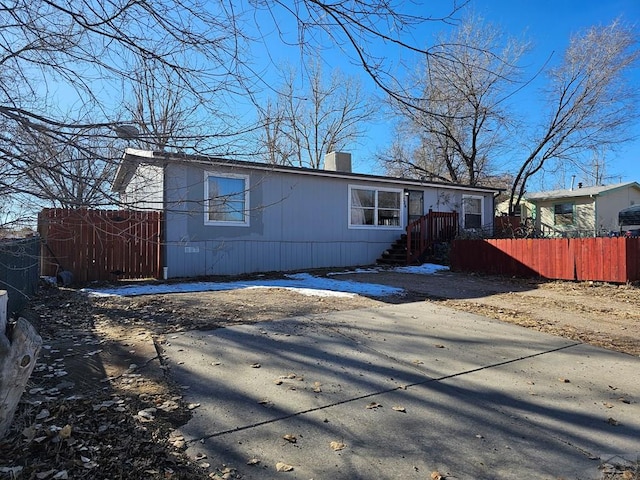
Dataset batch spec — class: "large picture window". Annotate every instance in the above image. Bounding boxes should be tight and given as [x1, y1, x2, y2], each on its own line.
[462, 195, 483, 229]
[204, 173, 249, 226]
[350, 186, 402, 228]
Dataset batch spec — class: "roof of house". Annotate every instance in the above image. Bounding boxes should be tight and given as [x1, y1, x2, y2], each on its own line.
[524, 181, 640, 202]
[113, 148, 502, 195]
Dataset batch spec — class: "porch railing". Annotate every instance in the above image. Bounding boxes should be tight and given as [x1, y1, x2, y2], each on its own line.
[406, 209, 459, 264]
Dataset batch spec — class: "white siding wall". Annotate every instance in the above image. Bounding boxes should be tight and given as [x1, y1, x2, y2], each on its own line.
[122, 163, 164, 210]
[597, 187, 640, 232]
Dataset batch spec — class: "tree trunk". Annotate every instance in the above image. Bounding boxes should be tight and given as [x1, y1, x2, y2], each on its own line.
[0, 290, 42, 439]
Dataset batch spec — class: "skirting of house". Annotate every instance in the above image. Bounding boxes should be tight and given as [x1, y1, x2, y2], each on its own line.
[165, 239, 388, 277]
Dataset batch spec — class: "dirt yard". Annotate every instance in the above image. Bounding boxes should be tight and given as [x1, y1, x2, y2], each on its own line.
[2, 269, 639, 479]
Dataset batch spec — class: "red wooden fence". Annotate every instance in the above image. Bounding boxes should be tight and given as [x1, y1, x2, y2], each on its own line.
[38, 209, 162, 283]
[450, 237, 640, 283]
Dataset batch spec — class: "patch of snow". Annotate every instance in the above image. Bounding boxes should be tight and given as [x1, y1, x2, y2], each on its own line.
[392, 264, 449, 275]
[328, 263, 449, 276]
[245, 286, 355, 298]
[83, 273, 402, 299]
[82, 263, 445, 299]
[327, 267, 381, 276]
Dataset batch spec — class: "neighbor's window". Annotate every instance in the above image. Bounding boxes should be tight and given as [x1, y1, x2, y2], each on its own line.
[204, 173, 249, 226]
[462, 195, 483, 229]
[554, 202, 574, 226]
[350, 186, 402, 227]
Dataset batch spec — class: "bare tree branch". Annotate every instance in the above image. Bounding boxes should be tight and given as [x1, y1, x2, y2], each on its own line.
[508, 19, 639, 213]
[258, 61, 375, 168]
[382, 15, 527, 185]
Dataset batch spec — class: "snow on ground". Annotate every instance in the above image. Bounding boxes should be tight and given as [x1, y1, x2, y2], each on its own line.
[82, 264, 449, 298]
[390, 264, 450, 275]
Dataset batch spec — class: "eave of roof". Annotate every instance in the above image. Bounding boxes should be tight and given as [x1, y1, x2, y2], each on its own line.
[524, 182, 640, 202]
[116, 148, 503, 195]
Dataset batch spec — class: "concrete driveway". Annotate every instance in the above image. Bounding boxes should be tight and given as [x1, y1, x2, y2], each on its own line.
[163, 301, 640, 480]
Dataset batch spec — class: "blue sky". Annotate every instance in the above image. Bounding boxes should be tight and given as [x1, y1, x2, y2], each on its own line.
[252, 0, 640, 189]
[455, 0, 639, 188]
[39, 0, 639, 192]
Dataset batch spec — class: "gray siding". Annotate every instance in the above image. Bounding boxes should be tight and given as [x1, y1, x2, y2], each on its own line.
[163, 164, 408, 276]
[152, 162, 495, 277]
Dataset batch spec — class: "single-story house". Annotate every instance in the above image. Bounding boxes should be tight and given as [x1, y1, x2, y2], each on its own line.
[523, 181, 640, 237]
[112, 149, 501, 277]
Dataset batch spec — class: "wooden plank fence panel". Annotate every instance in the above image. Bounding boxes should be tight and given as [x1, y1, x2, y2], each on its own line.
[38, 209, 161, 283]
[451, 237, 640, 283]
[628, 238, 640, 281]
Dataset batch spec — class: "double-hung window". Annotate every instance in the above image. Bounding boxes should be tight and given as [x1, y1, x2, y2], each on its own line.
[462, 195, 483, 229]
[349, 186, 402, 228]
[204, 172, 250, 226]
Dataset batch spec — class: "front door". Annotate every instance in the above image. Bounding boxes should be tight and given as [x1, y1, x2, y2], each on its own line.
[407, 190, 424, 225]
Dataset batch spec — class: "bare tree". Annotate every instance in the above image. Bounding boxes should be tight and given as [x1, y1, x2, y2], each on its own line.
[119, 58, 244, 154]
[1, 0, 465, 220]
[382, 15, 528, 185]
[11, 127, 119, 208]
[260, 98, 296, 166]
[259, 62, 376, 168]
[381, 16, 638, 214]
[508, 20, 639, 214]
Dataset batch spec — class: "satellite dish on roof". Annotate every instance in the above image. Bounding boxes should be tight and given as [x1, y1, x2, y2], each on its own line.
[113, 124, 140, 139]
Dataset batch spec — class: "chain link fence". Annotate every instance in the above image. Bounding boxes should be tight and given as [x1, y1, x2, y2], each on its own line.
[0, 237, 40, 317]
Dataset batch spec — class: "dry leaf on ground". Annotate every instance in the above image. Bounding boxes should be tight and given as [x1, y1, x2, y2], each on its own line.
[330, 441, 346, 451]
[58, 424, 72, 439]
[276, 462, 294, 472]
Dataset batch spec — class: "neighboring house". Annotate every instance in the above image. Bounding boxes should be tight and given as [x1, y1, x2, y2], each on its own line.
[112, 149, 500, 277]
[523, 182, 640, 237]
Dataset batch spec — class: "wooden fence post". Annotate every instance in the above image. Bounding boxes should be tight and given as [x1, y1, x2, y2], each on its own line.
[0, 290, 42, 438]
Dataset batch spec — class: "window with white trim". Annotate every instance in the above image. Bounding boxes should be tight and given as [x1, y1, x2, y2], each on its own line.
[349, 186, 402, 228]
[462, 195, 483, 229]
[204, 172, 249, 226]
